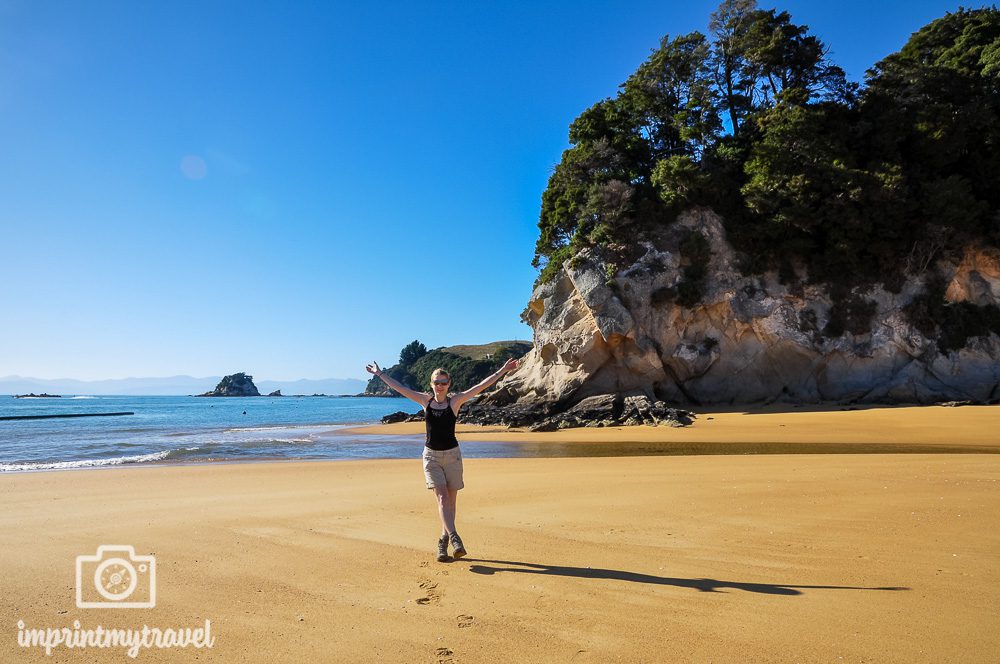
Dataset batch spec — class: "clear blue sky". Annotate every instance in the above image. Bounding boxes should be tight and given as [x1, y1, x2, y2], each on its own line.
[0, 0, 967, 381]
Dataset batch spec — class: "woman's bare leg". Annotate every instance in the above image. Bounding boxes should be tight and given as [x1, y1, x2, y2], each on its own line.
[434, 487, 458, 535]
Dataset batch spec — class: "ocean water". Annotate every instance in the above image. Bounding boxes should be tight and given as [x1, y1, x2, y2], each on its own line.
[1, 394, 702, 472]
[0, 395, 435, 471]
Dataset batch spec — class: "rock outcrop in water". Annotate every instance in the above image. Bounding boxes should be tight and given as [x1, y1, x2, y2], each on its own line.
[474, 208, 1000, 413]
[198, 373, 261, 397]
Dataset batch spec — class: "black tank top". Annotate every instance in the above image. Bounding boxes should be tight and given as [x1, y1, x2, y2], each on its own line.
[425, 395, 459, 451]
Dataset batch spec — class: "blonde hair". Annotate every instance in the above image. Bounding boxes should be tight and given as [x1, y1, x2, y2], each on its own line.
[430, 368, 451, 388]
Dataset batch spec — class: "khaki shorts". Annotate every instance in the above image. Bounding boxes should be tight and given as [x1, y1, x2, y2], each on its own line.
[422, 446, 464, 491]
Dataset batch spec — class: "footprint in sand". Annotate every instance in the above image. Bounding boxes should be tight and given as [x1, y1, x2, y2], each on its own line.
[456, 614, 474, 628]
[436, 646, 455, 663]
[416, 579, 440, 605]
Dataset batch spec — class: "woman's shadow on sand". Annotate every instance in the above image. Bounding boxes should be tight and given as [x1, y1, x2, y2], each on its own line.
[464, 559, 908, 595]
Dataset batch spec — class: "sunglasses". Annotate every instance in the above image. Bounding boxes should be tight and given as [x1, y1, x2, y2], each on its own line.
[433, 379, 450, 385]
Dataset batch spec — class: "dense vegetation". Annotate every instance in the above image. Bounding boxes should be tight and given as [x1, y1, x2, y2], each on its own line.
[365, 340, 530, 395]
[532, 2, 1000, 299]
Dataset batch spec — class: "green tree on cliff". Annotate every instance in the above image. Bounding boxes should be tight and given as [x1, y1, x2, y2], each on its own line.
[532, 3, 1000, 294]
[399, 340, 428, 366]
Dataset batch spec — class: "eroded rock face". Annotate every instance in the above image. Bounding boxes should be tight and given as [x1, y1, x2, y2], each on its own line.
[483, 209, 1000, 407]
[945, 248, 1000, 306]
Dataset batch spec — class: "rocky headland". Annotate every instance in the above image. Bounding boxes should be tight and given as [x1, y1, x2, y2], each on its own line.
[454, 209, 1000, 425]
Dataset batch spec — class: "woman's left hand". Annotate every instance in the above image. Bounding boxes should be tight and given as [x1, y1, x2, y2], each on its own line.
[501, 358, 519, 374]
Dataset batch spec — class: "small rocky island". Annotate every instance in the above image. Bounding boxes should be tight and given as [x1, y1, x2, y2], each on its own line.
[13, 393, 62, 398]
[198, 373, 261, 397]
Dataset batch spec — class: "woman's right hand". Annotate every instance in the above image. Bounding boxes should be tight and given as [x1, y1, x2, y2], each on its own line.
[365, 361, 381, 376]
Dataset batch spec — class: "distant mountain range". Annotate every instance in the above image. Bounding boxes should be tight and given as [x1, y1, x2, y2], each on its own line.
[0, 375, 368, 396]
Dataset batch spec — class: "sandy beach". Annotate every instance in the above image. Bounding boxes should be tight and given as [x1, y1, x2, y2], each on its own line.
[3, 406, 999, 663]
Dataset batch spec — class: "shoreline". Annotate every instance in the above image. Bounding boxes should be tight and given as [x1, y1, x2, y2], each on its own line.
[338, 403, 1000, 448]
[6, 438, 998, 476]
[3, 404, 999, 475]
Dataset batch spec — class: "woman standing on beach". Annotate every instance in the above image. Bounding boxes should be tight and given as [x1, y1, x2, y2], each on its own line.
[365, 358, 519, 562]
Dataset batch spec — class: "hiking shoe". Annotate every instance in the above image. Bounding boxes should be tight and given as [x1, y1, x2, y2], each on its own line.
[436, 534, 450, 562]
[449, 532, 467, 559]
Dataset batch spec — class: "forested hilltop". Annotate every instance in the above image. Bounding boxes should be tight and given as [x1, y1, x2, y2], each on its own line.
[533, 2, 999, 343]
[365, 340, 529, 396]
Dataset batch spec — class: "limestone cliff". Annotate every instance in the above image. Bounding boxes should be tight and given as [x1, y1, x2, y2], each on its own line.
[483, 209, 1000, 407]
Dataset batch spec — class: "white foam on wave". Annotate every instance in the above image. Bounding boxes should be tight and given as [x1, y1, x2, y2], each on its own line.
[224, 424, 347, 433]
[189, 436, 315, 448]
[69, 395, 99, 399]
[0, 450, 171, 473]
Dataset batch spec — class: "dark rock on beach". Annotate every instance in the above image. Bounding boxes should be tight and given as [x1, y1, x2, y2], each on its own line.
[379, 392, 694, 431]
[461, 393, 694, 431]
[198, 373, 261, 397]
[381, 410, 416, 424]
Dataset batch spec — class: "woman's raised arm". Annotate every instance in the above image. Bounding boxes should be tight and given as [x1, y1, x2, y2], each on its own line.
[365, 361, 430, 407]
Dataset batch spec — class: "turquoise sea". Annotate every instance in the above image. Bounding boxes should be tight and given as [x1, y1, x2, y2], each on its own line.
[2, 394, 693, 472]
[0, 395, 435, 472]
